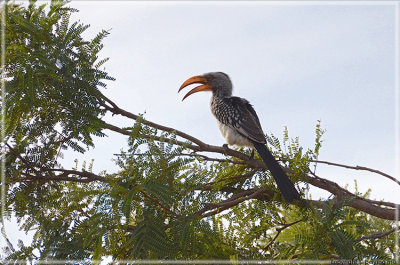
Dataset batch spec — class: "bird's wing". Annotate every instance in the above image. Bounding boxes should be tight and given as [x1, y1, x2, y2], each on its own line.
[227, 97, 266, 143]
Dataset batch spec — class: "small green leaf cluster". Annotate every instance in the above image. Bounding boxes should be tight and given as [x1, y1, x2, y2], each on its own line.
[267, 120, 325, 183]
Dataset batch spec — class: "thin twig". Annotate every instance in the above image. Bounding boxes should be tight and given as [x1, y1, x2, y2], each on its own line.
[113, 151, 248, 165]
[53, 133, 73, 166]
[99, 94, 207, 147]
[263, 219, 303, 251]
[310, 159, 400, 186]
[201, 169, 258, 191]
[104, 122, 263, 168]
[196, 188, 269, 218]
[139, 190, 176, 216]
[7, 142, 105, 183]
[104, 122, 195, 150]
[6, 143, 39, 174]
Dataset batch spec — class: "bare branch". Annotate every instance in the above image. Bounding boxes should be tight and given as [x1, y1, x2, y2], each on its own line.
[196, 188, 271, 218]
[99, 94, 207, 147]
[358, 226, 400, 241]
[181, 153, 250, 165]
[104, 122, 199, 150]
[308, 171, 399, 208]
[311, 159, 400, 186]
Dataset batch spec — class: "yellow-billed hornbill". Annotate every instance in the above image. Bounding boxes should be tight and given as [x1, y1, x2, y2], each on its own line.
[178, 72, 301, 203]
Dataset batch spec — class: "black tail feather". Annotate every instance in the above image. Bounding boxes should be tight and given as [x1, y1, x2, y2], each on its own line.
[252, 141, 301, 203]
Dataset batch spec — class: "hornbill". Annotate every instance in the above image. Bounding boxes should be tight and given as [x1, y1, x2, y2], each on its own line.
[178, 72, 301, 203]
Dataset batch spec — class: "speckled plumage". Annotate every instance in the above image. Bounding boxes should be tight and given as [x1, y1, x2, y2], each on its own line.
[201, 72, 266, 147]
[210, 96, 266, 147]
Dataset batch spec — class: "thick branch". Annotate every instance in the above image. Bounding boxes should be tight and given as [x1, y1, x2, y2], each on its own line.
[41, 168, 105, 182]
[307, 172, 400, 220]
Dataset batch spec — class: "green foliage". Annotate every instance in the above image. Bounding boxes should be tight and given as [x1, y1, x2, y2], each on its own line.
[274, 195, 397, 260]
[1, 0, 114, 169]
[2, 1, 397, 263]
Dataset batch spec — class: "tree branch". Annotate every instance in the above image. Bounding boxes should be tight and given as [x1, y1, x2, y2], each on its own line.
[201, 169, 258, 191]
[41, 168, 105, 182]
[99, 94, 207, 147]
[139, 190, 176, 216]
[104, 122, 198, 151]
[195, 188, 272, 218]
[114, 151, 249, 166]
[103, 121, 256, 166]
[8, 93, 400, 225]
[18, 168, 105, 183]
[311, 159, 400, 186]
[103, 111, 400, 221]
[358, 225, 400, 241]
[307, 172, 400, 220]
[263, 219, 303, 252]
[6, 143, 39, 174]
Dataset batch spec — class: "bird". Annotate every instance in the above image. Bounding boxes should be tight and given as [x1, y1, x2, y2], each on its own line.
[178, 72, 301, 203]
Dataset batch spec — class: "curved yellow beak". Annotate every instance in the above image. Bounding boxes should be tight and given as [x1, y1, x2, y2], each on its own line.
[178, 75, 213, 101]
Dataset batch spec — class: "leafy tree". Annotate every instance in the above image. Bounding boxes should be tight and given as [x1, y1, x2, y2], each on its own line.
[1, 1, 398, 263]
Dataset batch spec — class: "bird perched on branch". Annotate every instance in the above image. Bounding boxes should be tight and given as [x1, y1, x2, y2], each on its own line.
[178, 72, 301, 203]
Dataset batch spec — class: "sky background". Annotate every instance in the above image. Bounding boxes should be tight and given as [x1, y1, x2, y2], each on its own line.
[2, 0, 399, 257]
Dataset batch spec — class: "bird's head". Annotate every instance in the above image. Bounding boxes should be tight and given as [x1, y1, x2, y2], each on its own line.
[178, 72, 233, 101]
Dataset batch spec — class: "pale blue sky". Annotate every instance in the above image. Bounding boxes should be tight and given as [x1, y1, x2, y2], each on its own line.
[2, 1, 399, 255]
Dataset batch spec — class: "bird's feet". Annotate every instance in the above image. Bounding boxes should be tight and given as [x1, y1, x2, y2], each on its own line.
[222, 144, 230, 154]
[248, 149, 255, 160]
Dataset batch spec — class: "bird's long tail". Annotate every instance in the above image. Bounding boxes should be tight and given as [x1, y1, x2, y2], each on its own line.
[252, 141, 301, 203]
